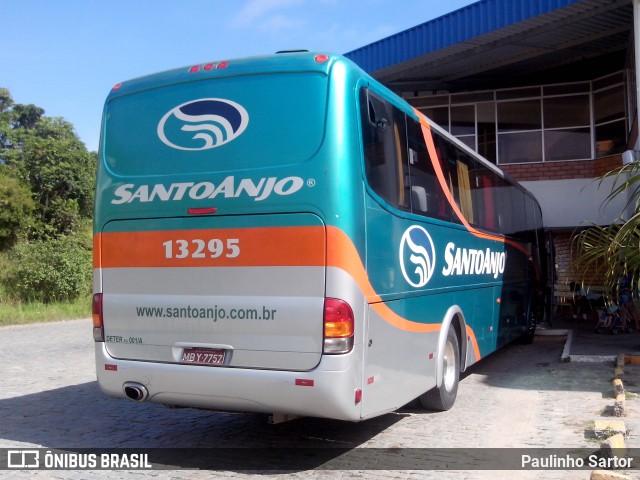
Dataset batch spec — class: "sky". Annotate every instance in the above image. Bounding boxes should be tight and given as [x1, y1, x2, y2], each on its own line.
[1, 0, 477, 152]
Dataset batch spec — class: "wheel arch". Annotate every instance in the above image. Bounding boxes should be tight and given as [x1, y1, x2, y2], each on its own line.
[435, 305, 468, 389]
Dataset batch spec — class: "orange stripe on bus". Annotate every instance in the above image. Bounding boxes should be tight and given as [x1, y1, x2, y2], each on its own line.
[95, 226, 325, 269]
[327, 226, 440, 333]
[465, 324, 482, 361]
[328, 225, 479, 338]
[95, 225, 470, 336]
[413, 109, 530, 256]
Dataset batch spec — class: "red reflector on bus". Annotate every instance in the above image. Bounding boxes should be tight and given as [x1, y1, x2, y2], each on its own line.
[189, 65, 200, 73]
[112, 83, 122, 90]
[217, 61, 229, 69]
[105, 364, 117, 371]
[187, 207, 218, 215]
[295, 379, 314, 387]
[355, 389, 362, 404]
[315, 54, 329, 63]
[203, 63, 216, 70]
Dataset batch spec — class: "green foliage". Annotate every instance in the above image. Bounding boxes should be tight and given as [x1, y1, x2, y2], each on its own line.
[0, 172, 34, 250]
[572, 161, 640, 292]
[0, 88, 12, 113]
[0, 87, 96, 321]
[0, 87, 95, 240]
[4, 231, 92, 303]
[8, 117, 96, 236]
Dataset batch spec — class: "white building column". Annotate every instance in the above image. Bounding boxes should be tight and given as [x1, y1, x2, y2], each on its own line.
[634, 0, 640, 151]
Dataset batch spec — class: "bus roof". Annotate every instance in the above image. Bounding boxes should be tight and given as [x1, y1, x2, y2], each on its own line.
[107, 51, 341, 100]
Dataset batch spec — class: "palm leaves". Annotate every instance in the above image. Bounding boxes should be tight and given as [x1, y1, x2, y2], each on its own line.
[572, 161, 640, 293]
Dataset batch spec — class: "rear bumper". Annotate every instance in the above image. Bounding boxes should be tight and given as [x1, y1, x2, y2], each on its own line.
[95, 342, 363, 421]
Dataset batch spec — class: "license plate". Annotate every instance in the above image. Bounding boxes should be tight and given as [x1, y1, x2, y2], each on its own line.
[181, 348, 226, 366]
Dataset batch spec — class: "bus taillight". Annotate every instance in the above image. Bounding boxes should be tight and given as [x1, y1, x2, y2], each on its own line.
[93, 293, 104, 342]
[323, 298, 354, 354]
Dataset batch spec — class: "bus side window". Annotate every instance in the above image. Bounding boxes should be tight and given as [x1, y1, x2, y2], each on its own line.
[473, 169, 499, 232]
[406, 117, 451, 221]
[360, 89, 409, 210]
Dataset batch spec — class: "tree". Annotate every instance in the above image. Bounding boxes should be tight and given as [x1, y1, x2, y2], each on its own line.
[0, 88, 12, 113]
[16, 117, 95, 235]
[0, 88, 14, 155]
[0, 171, 34, 250]
[572, 161, 640, 292]
[11, 103, 45, 130]
[0, 87, 95, 304]
[0, 87, 95, 238]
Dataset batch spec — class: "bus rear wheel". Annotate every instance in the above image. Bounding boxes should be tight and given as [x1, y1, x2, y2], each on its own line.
[419, 326, 459, 411]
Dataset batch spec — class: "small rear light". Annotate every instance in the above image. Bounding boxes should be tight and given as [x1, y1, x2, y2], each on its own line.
[295, 379, 314, 387]
[315, 54, 330, 63]
[187, 207, 218, 215]
[323, 298, 354, 354]
[189, 65, 200, 73]
[204, 63, 216, 71]
[112, 83, 122, 91]
[217, 61, 229, 69]
[92, 293, 104, 342]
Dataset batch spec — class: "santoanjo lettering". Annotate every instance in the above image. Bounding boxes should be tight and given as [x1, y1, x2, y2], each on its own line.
[441, 242, 506, 279]
[111, 176, 304, 204]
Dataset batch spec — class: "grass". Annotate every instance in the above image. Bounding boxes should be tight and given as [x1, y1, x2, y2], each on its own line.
[0, 296, 91, 327]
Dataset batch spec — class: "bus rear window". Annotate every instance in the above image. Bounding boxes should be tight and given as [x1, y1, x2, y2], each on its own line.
[104, 72, 328, 176]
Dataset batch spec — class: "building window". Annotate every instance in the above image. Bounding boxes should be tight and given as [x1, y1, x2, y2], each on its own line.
[543, 94, 591, 161]
[477, 102, 496, 163]
[407, 71, 628, 165]
[421, 106, 449, 132]
[451, 105, 476, 150]
[594, 73, 626, 157]
[497, 98, 542, 164]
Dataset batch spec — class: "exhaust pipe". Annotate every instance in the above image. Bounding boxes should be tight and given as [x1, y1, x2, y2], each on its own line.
[123, 381, 149, 402]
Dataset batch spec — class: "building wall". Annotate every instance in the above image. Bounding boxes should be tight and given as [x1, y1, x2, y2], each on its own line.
[553, 230, 605, 290]
[500, 155, 623, 182]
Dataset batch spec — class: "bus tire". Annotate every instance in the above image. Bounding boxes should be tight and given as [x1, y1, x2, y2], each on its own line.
[419, 325, 459, 411]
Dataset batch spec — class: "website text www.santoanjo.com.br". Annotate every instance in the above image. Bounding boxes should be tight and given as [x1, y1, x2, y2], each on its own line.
[135, 305, 277, 322]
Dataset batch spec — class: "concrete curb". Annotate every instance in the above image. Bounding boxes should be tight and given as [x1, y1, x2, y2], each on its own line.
[589, 354, 635, 479]
[535, 329, 634, 479]
[536, 327, 619, 363]
[571, 355, 618, 363]
[535, 327, 572, 361]
[590, 470, 632, 479]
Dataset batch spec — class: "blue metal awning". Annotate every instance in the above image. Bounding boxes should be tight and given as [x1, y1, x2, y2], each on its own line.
[345, 0, 631, 91]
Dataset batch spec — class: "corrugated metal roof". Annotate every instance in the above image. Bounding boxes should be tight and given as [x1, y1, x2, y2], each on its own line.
[345, 0, 632, 91]
[345, 0, 582, 72]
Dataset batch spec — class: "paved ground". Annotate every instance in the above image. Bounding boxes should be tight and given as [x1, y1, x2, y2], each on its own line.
[1, 318, 639, 479]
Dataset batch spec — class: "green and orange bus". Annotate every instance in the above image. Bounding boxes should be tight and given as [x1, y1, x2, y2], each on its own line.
[92, 51, 547, 421]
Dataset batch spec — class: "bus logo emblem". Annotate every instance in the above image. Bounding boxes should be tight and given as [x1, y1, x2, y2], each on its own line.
[399, 225, 436, 288]
[157, 98, 249, 151]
